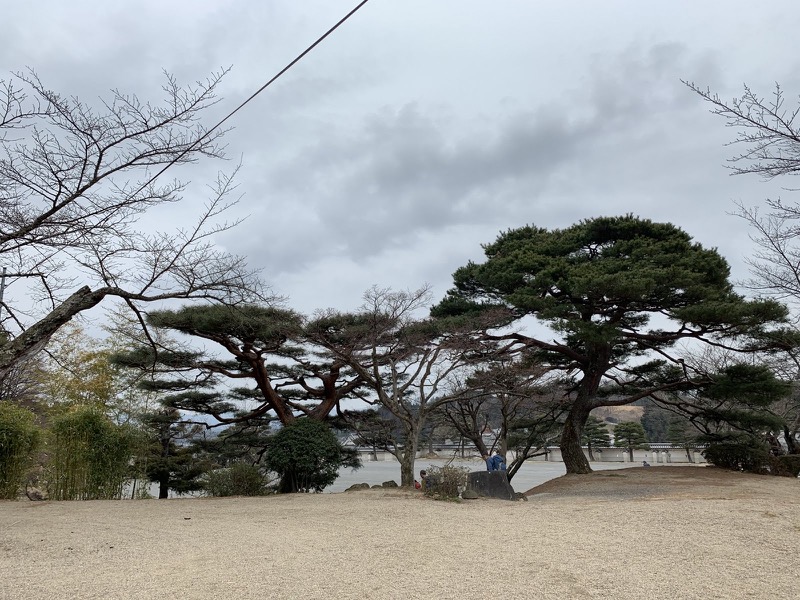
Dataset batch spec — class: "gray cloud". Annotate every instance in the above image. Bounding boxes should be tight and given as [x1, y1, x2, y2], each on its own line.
[224, 42, 739, 283]
[4, 1, 800, 315]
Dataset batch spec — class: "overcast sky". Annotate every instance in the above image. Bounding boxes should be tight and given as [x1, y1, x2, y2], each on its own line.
[4, 1, 800, 319]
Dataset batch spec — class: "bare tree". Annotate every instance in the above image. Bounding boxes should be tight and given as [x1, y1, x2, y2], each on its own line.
[684, 81, 800, 180]
[308, 286, 486, 487]
[0, 70, 268, 377]
[686, 81, 800, 454]
[686, 81, 800, 305]
[442, 359, 565, 481]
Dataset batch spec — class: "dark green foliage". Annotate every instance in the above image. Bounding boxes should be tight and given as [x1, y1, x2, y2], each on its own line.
[582, 416, 611, 461]
[203, 462, 269, 497]
[263, 419, 360, 493]
[433, 215, 789, 474]
[138, 408, 208, 499]
[344, 408, 404, 455]
[436, 217, 764, 329]
[704, 364, 789, 406]
[147, 304, 305, 351]
[665, 417, 700, 462]
[112, 303, 361, 427]
[641, 399, 671, 442]
[613, 421, 649, 461]
[0, 403, 40, 499]
[703, 437, 772, 474]
[770, 454, 800, 477]
[681, 364, 790, 441]
[46, 407, 135, 500]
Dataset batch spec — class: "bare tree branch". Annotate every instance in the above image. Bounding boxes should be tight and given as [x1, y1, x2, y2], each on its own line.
[0, 70, 269, 375]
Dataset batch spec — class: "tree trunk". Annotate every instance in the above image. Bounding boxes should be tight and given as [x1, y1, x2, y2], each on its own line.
[628, 446, 634, 462]
[158, 476, 169, 499]
[398, 428, 419, 487]
[0, 285, 105, 378]
[587, 442, 595, 462]
[560, 405, 592, 474]
[399, 448, 416, 488]
[784, 425, 799, 454]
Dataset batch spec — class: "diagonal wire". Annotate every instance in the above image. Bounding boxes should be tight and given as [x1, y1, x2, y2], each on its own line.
[134, 0, 372, 197]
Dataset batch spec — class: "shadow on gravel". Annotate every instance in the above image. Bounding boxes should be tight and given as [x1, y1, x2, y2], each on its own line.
[523, 465, 797, 501]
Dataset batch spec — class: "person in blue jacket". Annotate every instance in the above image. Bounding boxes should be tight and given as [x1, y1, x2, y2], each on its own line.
[482, 453, 506, 471]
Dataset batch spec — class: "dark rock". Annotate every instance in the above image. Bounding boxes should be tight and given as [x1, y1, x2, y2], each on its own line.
[461, 488, 479, 500]
[466, 470, 516, 501]
[381, 480, 399, 488]
[344, 483, 370, 492]
[25, 487, 46, 501]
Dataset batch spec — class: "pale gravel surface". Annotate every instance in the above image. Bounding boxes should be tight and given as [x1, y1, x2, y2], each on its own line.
[1, 467, 798, 600]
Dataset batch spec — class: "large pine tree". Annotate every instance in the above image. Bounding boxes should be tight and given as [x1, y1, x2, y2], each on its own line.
[433, 216, 789, 473]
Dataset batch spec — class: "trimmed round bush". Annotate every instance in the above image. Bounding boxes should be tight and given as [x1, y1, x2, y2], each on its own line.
[203, 463, 268, 497]
[264, 419, 360, 493]
[702, 439, 771, 474]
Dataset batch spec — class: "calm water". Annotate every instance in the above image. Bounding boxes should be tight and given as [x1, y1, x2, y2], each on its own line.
[134, 458, 640, 498]
[326, 457, 639, 493]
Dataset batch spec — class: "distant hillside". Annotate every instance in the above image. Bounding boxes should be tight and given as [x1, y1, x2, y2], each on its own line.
[590, 406, 643, 423]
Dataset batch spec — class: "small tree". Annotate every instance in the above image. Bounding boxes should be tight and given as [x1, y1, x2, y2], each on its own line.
[666, 417, 698, 463]
[138, 408, 207, 499]
[582, 416, 611, 462]
[613, 422, 649, 462]
[0, 403, 40, 499]
[308, 286, 484, 487]
[263, 419, 360, 493]
[442, 358, 565, 481]
[640, 399, 672, 442]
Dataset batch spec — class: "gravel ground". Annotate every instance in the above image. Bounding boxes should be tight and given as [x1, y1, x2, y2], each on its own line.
[1, 467, 797, 600]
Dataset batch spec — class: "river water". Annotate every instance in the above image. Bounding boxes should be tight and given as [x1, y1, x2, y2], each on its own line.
[134, 458, 639, 498]
[325, 457, 638, 493]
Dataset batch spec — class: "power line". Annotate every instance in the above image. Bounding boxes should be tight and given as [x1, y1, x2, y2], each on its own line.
[135, 0, 372, 197]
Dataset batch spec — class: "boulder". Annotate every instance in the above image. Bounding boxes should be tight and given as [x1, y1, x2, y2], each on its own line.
[461, 488, 479, 500]
[25, 487, 47, 501]
[381, 480, 399, 488]
[344, 483, 370, 492]
[466, 470, 516, 501]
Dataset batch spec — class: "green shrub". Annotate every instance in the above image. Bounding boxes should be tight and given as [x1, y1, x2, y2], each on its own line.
[264, 419, 360, 493]
[702, 438, 772, 474]
[203, 463, 268, 497]
[0, 403, 41, 499]
[769, 454, 800, 478]
[423, 464, 469, 500]
[45, 407, 134, 500]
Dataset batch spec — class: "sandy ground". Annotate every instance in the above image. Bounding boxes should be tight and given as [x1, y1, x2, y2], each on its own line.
[1, 467, 798, 600]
